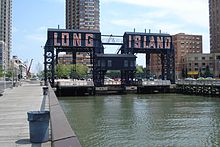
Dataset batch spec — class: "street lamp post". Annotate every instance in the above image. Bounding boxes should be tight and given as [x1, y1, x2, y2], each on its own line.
[2, 64, 6, 90]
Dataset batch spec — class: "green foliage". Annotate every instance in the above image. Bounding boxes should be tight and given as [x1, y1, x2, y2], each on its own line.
[56, 64, 71, 78]
[56, 64, 88, 79]
[5, 70, 13, 78]
[0, 65, 3, 77]
[106, 70, 120, 78]
[75, 64, 88, 78]
[204, 65, 212, 77]
[136, 65, 145, 78]
[37, 70, 44, 79]
[136, 65, 144, 74]
[181, 68, 187, 78]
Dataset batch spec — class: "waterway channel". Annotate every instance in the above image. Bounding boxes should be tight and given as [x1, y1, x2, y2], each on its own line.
[59, 94, 220, 146]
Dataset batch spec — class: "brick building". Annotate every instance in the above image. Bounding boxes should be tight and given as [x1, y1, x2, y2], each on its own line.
[149, 33, 203, 79]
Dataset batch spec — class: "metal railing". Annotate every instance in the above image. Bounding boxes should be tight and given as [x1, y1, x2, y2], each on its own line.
[48, 84, 82, 147]
[176, 80, 220, 86]
[57, 80, 94, 87]
[142, 80, 171, 86]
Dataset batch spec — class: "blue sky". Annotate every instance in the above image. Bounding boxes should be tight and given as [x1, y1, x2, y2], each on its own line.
[13, 0, 209, 72]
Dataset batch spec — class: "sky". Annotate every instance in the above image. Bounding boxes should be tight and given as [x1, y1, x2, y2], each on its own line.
[12, 0, 209, 73]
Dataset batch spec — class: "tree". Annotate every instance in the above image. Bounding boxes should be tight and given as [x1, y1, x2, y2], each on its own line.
[75, 64, 88, 78]
[204, 65, 212, 77]
[106, 70, 120, 78]
[35, 62, 43, 78]
[56, 64, 88, 79]
[136, 65, 144, 78]
[0, 65, 4, 77]
[181, 68, 186, 78]
[5, 70, 13, 78]
[56, 64, 70, 78]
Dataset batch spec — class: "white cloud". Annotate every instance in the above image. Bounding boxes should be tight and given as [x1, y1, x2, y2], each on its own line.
[102, 0, 209, 28]
[37, 26, 48, 32]
[26, 34, 46, 42]
[102, 0, 210, 52]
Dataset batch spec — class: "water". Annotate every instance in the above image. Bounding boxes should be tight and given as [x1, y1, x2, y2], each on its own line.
[59, 94, 220, 147]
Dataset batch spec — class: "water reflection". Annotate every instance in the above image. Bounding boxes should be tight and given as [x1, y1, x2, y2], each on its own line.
[59, 94, 220, 146]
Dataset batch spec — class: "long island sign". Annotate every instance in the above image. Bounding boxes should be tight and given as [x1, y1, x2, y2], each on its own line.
[123, 32, 173, 50]
[47, 29, 101, 48]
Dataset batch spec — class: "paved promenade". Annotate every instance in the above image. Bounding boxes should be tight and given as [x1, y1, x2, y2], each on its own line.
[0, 81, 51, 147]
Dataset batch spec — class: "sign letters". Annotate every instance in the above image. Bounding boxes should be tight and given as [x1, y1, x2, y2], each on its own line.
[125, 34, 172, 49]
[52, 31, 98, 48]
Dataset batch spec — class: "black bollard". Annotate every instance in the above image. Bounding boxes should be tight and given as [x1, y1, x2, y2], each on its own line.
[42, 86, 48, 96]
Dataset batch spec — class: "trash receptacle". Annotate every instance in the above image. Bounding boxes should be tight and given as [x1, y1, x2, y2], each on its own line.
[27, 111, 50, 143]
[42, 86, 48, 96]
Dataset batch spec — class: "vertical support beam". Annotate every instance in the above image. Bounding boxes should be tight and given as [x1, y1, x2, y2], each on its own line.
[44, 47, 47, 85]
[72, 51, 76, 64]
[170, 47, 176, 83]
[51, 50, 55, 86]
[161, 54, 165, 80]
[72, 51, 76, 73]
[145, 53, 150, 78]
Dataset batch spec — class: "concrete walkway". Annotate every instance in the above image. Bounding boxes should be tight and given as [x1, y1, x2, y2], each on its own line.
[0, 81, 51, 147]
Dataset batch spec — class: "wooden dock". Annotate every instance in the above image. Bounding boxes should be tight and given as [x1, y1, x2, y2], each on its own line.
[0, 80, 51, 146]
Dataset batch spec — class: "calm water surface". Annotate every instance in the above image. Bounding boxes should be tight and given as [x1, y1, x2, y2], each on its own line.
[59, 94, 220, 147]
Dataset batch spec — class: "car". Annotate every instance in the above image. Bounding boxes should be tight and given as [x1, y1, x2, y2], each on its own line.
[185, 77, 196, 81]
[197, 77, 205, 80]
[5, 77, 12, 81]
[205, 77, 214, 80]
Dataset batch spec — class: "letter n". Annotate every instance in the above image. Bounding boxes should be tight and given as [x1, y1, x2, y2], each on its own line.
[73, 33, 81, 47]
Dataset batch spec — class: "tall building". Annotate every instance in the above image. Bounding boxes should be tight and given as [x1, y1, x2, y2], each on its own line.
[0, 0, 12, 70]
[173, 33, 202, 79]
[150, 33, 203, 79]
[66, 0, 100, 31]
[209, 0, 220, 53]
[65, 0, 100, 73]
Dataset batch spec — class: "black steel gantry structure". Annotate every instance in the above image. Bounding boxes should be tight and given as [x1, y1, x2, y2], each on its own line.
[44, 29, 175, 87]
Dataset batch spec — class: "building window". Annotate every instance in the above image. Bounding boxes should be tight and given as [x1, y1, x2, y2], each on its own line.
[124, 60, 128, 67]
[195, 57, 198, 60]
[202, 57, 205, 60]
[107, 60, 112, 67]
[101, 60, 105, 67]
[130, 61, 134, 67]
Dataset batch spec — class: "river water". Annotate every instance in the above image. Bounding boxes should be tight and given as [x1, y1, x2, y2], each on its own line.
[59, 94, 220, 147]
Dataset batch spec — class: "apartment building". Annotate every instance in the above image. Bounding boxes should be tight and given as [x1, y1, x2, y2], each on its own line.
[149, 33, 203, 79]
[0, 0, 12, 70]
[66, 0, 100, 31]
[65, 0, 100, 71]
[209, 0, 220, 53]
